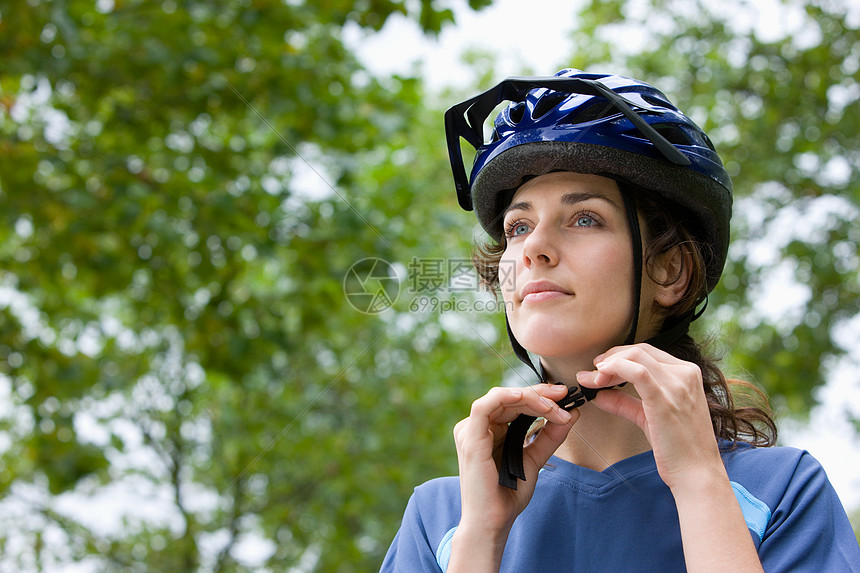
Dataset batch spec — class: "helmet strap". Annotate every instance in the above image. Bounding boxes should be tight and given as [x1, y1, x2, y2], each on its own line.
[620, 189, 643, 346]
[498, 317, 543, 488]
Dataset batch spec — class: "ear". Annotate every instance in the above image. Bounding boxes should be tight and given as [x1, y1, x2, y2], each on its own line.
[651, 245, 692, 308]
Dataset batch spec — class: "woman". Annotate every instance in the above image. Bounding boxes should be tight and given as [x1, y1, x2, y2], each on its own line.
[381, 70, 860, 572]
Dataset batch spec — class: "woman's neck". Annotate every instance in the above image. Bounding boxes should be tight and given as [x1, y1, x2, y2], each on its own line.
[540, 355, 651, 471]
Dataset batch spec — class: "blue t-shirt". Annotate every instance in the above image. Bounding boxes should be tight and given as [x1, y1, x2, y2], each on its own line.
[381, 443, 860, 571]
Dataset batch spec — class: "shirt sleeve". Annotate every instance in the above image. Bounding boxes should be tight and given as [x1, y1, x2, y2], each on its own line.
[758, 450, 860, 572]
[380, 478, 461, 573]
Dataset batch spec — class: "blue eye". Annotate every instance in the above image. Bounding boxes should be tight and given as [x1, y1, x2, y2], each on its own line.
[504, 220, 530, 237]
[574, 214, 597, 227]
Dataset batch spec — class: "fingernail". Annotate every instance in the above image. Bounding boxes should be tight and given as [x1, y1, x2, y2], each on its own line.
[576, 371, 589, 383]
[595, 361, 608, 370]
[594, 353, 605, 364]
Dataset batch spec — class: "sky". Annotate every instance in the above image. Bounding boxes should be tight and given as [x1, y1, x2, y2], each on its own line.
[344, 0, 580, 89]
[344, 0, 860, 511]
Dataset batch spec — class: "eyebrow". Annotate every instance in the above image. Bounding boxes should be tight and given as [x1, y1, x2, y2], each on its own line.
[504, 191, 619, 217]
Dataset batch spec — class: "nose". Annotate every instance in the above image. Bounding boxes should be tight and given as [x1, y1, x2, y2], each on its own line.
[521, 223, 559, 269]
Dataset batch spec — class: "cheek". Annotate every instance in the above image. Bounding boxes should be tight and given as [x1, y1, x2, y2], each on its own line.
[600, 248, 636, 304]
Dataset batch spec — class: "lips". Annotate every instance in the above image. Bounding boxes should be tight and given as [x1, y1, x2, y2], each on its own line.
[520, 280, 572, 302]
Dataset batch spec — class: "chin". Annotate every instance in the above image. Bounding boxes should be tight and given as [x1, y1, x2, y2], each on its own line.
[512, 319, 620, 359]
[520, 336, 606, 360]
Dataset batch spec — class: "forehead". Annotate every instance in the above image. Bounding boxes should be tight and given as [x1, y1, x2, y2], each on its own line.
[507, 171, 622, 209]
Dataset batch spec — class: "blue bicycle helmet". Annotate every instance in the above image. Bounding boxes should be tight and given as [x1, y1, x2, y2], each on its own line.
[444, 68, 732, 291]
[444, 69, 735, 490]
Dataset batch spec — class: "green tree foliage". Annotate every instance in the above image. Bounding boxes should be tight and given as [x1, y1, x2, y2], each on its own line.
[0, 1, 498, 570]
[566, 0, 860, 419]
[2, 0, 858, 569]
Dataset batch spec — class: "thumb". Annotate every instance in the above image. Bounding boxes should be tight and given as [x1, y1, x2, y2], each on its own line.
[523, 410, 579, 478]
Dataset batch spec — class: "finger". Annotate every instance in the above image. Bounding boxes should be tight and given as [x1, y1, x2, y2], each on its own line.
[455, 386, 572, 478]
[576, 369, 611, 389]
[594, 342, 655, 362]
[524, 384, 575, 424]
[590, 388, 648, 434]
[597, 356, 653, 386]
[575, 363, 636, 390]
[586, 345, 668, 392]
[468, 385, 572, 429]
[599, 352, 704, 404]
[453, 416, 505, 450]
[594, 342, 683, 369]
[576, 346, 661, 390]
[591, 356, 673, 407]
[524, 409, 579, 471]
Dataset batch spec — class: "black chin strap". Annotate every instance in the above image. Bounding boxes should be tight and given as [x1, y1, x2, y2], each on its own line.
[622, 191, 643, 348]
[499, 317, 591, 488]
[498, 190, 665, 490]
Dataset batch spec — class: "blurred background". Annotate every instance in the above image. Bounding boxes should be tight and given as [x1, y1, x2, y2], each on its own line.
[0, 0, 858, 570]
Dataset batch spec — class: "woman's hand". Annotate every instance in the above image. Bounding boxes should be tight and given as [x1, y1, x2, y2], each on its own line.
[575, 343, 721, 491]
[576, 344, 764, 572]
[448, 384, 577, 571]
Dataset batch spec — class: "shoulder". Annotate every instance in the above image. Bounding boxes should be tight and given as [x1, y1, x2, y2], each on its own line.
[402, 476, 462, 538]
[720, 441, 831, 514]
[380, 477, 462, 572]
[721, 442, 860, 570]
[411, 476, 460, 520]
[720, 441, 828, 493]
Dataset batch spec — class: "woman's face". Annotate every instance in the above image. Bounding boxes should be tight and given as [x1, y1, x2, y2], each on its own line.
[500, 171, 657, 361]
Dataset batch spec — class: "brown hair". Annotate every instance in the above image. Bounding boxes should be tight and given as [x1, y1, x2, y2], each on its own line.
[473, 182, 777, 447]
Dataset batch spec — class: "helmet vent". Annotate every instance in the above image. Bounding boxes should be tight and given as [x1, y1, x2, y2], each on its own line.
[562, 101, 618, 126]
[508, 102, 525, 124]
[641, 93, 677, 110]
[533, 93, 567, 119]
[651, 124, 691, 146]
